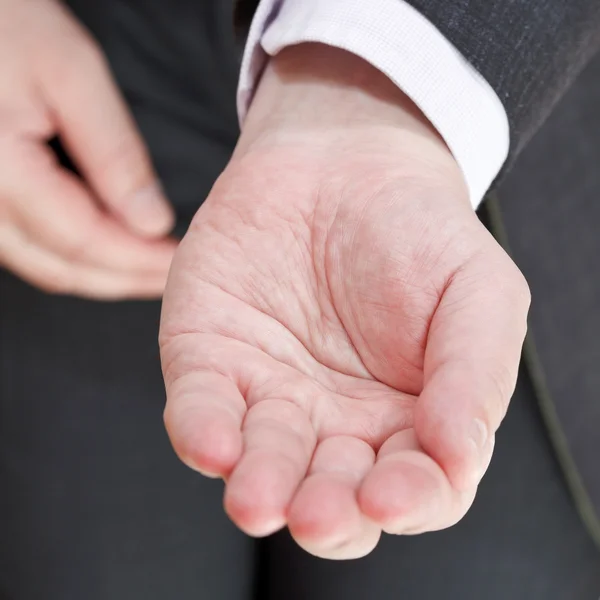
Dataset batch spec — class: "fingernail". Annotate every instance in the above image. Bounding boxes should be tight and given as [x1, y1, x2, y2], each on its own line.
[126, 183, 175, 237]
[469, 418, 489, 479]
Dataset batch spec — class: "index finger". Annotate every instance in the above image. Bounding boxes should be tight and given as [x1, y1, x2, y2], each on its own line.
[5, 140, 177, 274]
[39, 11, 174, 238]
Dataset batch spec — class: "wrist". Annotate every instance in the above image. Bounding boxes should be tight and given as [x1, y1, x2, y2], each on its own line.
[236, 43, 461, 181]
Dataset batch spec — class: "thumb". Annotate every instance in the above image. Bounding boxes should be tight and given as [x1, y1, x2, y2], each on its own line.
[41, 33, 174, 238]
[415, 247, 530, 492]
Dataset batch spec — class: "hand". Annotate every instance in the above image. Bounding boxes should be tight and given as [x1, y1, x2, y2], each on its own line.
[160, 44, 530, 559]
[0, 0, 176, 299]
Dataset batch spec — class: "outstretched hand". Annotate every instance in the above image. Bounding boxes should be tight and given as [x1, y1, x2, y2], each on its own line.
[160, 44, 530, 559]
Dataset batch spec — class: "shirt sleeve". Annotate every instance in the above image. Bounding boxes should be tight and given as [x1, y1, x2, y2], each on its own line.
[237, 0, 510, 209]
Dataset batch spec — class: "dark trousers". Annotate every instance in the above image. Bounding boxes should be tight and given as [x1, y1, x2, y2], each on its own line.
[1, 1, 599, 598]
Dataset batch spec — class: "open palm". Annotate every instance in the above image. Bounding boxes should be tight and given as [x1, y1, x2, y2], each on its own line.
[160, 139, 529, 558]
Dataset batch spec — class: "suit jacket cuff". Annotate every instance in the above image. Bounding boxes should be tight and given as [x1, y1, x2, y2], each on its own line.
[237, 0, 509, 208]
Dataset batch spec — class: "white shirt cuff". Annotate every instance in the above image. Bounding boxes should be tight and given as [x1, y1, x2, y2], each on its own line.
[237, 0, 510, 209]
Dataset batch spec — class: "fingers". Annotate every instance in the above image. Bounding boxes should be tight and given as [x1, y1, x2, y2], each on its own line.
[360, 249, 526, 536]
[224, 399, 316, 538]
[3, 140, 176, 275]
[288, 436, 380, 559]
[0, 223, 169, 299]
[0, 2, 175, 299]
[358, 429, 474, 535]
[415, 251, 530, 491]
[40, 17, 174, 238]
[163, 371, 246, 478]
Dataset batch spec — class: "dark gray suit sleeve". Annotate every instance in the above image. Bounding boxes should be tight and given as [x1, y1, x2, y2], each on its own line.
[235, 0, 600, 165]
[401, 0, 600, 160]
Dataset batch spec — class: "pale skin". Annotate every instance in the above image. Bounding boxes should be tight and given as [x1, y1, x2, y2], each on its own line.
[161, 44, 531, 559]
[0, 0, 176, 299]
[2, 1, 530, 560]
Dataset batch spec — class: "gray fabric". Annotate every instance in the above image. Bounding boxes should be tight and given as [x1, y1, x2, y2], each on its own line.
[496, 52, 600, 530]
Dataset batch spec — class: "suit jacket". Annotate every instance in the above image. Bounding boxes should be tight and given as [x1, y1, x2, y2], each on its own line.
[234, 0, 600, 545]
